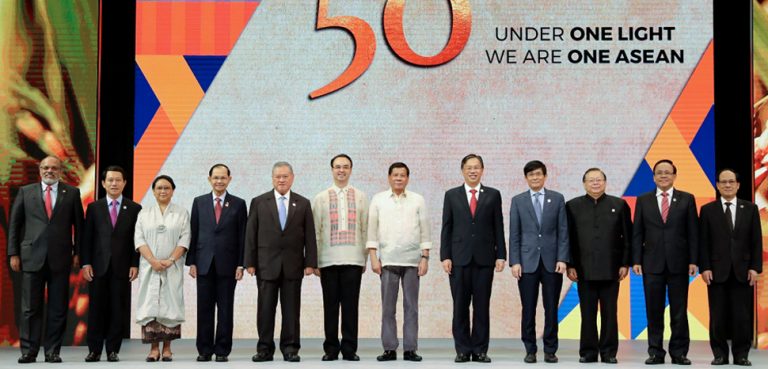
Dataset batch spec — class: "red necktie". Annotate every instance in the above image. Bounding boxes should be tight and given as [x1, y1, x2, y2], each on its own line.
[661, 192, 669, 223]
[110, 200, 118, 228]
[215, 197, 222, 224]
[470, 189, 478, 217]
[44, 185, 53, 219]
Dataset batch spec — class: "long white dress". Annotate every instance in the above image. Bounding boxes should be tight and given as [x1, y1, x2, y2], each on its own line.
[134, 202, 190, 327]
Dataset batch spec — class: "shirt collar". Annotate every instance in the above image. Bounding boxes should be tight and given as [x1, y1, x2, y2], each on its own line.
[464, 183, 481, 193]
[332, 184, 350, 194]
[529, 188, 546, 197]
[387, 189, 407, 198]
[274, 189, 291, 201]
[720, 196, 737, 206]
[41, 181, 59, 192]
[584, 193, 606, 203]
[656, 187, 674, 197]
[212, 191, 228, 202]
[107, 194, 123, 205]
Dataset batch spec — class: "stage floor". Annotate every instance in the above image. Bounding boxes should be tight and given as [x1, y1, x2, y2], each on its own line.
[1, 339, 765, 367]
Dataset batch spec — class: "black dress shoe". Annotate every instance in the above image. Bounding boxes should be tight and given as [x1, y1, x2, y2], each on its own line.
[284, 353, 301, 362]
[161, 353, 173, 362]
[734, 357, 752, 366]
[455, 353, 470, 363]
[322, 353, 338, 361]
[404, 351, 423, 362]
[524, 353, 537, 363]
[107, 352, 119, 362]
[645, 355, 664, 364]
[85, 352, 101, 362]
[252, 352, 273, 362]
[544, 353, 558, 363]
[579, 356, 598, 363]
[710, 357, 728, 365]
[45, 353, 62, 363]
[472, 353, 491, 363]
[197, 354, 212, 362]
[215, 355, 228, 362]
[377, 350, 396, 361]
[342, 354, 360, 361]
[18, 354, 37, 364]
[671, 356, 691, 365]
[602, 357, 618, 364]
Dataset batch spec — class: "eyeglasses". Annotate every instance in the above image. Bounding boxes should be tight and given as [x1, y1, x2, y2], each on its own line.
[584, 178, 605, 183]
[654, 171, 674, 176]
[717, 180, 738, 185]
[40, 166, 61, 171]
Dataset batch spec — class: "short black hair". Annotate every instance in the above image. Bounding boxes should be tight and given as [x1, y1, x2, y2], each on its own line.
[652, 159, 677, 174]
[101, 165, 127, 181]
[388, 162, 410, 176]
[524, 160, 547, 176]
[461, 154, 484, 169]
[152, 175, 176, 190]
[716, 168, 740, 182]
[582, 167, 606, 182]
[209, 163, 231, 177]
[330, 154, 353, 168]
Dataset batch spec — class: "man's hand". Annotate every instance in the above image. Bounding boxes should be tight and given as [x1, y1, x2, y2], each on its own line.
[304, 267, 314, 276]
[72, 255, 80, 269]
[555, 261, 567, 274]
[495, 259, 505, 272]
[632, 264, 643, 275]
[129, 267, 138, 282]
[701, 270, 713, 285]
[618, 266, 629, 281]
[188, 265, 197, 279]
[510, 264, 522, 280]
[688, 264, 698, 277]
[9, 255, 20, 272]
[235, 268, 244, 281]
[371, 258, 382, 275]
[566, 267, 578, 282]
[159, 259, 173, 269]
[418, 258, 428, 276]
[313, 268, 321, 277]
[150, 259, 164, 272]
[247, 267, 256, 276]
[82, 265, 94, 282]
[748, 269, 759, 286]
[442, 259, 452, 275]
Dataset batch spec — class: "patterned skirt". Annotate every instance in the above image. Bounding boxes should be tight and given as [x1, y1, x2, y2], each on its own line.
[141, 320, 181, 343]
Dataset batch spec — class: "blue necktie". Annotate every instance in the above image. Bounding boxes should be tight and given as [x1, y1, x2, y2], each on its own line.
[533, 192, 542, 225]
[278, 196, 287, 230]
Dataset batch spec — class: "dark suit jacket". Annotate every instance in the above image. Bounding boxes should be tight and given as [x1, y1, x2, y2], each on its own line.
[508, 188, 570, 273]
[566, 194, 632, 281]
[186, 192, 247, 277]
[631, 188, 698, 274]
[440, 184, 506, 266]
[81, 196, 142, 278]
[699, 198, 763, 283]
[7, 182, 84, 273]
[244, 190, 317, 280]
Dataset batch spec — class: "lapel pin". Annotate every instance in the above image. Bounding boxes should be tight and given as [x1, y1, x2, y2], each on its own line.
[292, 202, 296, 207]
[225, 202, 230, 207]
[547, 199, 551, 203]
[740, 205, 744, 208]
[480, 188, 484, 193]
[123, 206, 127, 210]
[611, 208, 616, 212]
[62, 189, 67, 193]
[672, 198, 677, 202]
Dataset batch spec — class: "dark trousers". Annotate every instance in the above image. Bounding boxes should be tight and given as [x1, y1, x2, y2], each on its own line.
[196, 262, 238, 356]
[320, 265, 362, 356]
[519, 259, 563, 354]
[708, 271, 754, 361]
[577, 280, 619, 359]
[20, 261, 69, 356]
[87, 264, 129, 354]
[256, 272, 302, 356]
[449, 262, 494, 355]
[642, 271, 689, 358]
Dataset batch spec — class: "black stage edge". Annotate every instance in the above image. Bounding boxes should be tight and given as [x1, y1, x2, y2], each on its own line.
[713, 0, 752, 197]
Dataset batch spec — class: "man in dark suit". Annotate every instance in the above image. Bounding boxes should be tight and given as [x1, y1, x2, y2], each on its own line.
[699, 169, 762, 366]
[565, 168, 631, 364]
[81, 165, 141, 362]
[187, 164, 247, 362]
[441, 154, 506, 363]
[632, 159, 698, 365]
[7, 156, 84, 364]
[245, 161, 317, 363]
[509, 160, 569, 364]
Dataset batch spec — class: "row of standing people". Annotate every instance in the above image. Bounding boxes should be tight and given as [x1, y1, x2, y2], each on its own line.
[6, 155, 762, 366]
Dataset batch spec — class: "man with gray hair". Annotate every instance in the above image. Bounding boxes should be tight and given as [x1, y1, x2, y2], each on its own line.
[245, 161, 318, 362]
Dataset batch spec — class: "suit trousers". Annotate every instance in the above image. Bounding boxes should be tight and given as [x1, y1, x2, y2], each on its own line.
[449, 262, 494, 355]
[577, 280, 619, 359]
[196, 262, 238, 356]
[708, 270, 754, 361]
[380, 266, 419, 351]
[642, 271, 689, 357]
[20, 261, 69, 356]
[519, 259, 563, 354]
[256, 271, 302, 356]
[87, 264, 129, 354]
[320, 265, 363, 356]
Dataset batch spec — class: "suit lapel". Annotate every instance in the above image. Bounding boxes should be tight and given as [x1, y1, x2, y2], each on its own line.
[647, 192, 663, 223]
[51, 184, 67, 219]
[103, 198, 115, 232]
[457, 186, 472, 218]
[522, 192, 540, 230]
[268, 193, 280, 231]
[473, 185, 488, 219]
[732, 199, 746, 234]
[284, 196, 298, 230]
[217, 193, 232, 229]
[202, 194, 216, 227]
[29, 186, 47, 219]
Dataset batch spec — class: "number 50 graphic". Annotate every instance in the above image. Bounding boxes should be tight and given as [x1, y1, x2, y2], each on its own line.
[309, 0, 472, 99]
